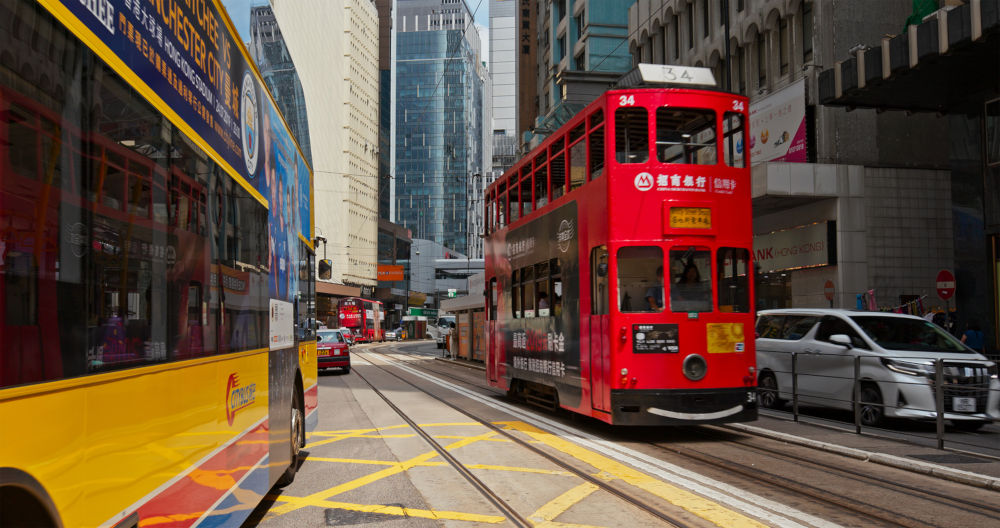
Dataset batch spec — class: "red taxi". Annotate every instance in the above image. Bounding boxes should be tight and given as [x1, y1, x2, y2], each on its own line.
[317, 329, 351, 374]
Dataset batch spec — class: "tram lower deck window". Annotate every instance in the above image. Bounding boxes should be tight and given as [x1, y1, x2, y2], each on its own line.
[669, 248, 712, 312]
[616, 246, 663, 312]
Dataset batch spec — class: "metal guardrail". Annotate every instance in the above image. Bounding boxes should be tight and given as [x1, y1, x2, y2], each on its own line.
[758, 350, 999, 452]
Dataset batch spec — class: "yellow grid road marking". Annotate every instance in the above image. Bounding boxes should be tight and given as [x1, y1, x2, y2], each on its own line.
[306, 456, 575, 476]
[529, 482, 601, 527]
[498, 421, 769, 528]
[266, 496, 506, 523]
[268, 430, 500, 517]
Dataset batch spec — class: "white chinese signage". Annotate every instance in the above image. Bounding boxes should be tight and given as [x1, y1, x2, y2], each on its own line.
[269, 299, 294, 350]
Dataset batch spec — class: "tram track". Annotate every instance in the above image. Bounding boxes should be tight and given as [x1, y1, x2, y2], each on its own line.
[354, 350, 697, 528]
[651, 427, 1000, 528]
[365, 345, 1000, 528]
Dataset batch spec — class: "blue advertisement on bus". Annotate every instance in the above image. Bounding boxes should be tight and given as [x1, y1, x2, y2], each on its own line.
[48, 0, 311, 301]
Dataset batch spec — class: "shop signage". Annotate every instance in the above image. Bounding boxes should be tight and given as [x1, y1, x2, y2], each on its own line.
[377, 264, 405, 282]
[750, 79, 808, 163]
[753, 221, 835, 273]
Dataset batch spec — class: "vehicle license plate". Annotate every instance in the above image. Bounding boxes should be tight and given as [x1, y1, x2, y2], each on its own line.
[318, 349, 329, 357]
[953, 397, 976, 412]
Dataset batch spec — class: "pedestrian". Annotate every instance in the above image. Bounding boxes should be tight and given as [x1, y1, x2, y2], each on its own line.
[644, 266, 664, 311]
[961, 320, 985, 354]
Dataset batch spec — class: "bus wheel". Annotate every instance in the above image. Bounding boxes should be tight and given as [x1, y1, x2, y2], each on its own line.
[277, 389, 304, 487]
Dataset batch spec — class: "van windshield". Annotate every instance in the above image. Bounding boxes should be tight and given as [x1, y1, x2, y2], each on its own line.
[849, 316, 970, 353]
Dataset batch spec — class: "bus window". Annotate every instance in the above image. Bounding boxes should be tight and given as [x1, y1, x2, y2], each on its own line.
[534, 162, 548, 209]
[723, 112, 746, 168]
[717, 248, 751, 312]
[519, 174, 533, 217]
[551, 151, 566, 201]
[669, 247, 713, 312]
[534, 261, 550, 316]
[569, 139, 586, 190]
[589, 122, 604, 179]
[591, 247, 609, 315]
[521, 266, 536, 318]
[616, 246, 663, 312]
[656, 108, 717, 165]
[550, 258, 563, 317]
[614, 107, 649, 163]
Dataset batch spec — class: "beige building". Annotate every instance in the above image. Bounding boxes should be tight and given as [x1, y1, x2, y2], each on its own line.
[271, 0, 381, 296]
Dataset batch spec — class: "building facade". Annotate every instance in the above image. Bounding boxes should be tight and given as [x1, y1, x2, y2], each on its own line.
[628, 1, 980, 329]
[527, 0, 637, 146]
[249, 5, 312, 167]
[394, 0, 486, 257]
[270, 0, 381, 303]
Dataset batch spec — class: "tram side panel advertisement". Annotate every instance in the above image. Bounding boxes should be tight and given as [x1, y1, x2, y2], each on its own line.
[50, 0, 311, 306]
[502, 201, 581, 407]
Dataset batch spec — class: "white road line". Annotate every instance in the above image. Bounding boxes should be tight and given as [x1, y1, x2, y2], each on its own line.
[375, 355, 842, 528]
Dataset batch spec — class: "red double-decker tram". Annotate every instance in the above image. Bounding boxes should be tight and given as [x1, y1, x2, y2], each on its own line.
[484, 65, 757, 425]
[337, 297, 385, 342]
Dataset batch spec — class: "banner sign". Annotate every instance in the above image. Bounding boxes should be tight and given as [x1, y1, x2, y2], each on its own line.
[377, 264, 405, 282]
[749, 79, 807, 163]
[46, 0, 312, 301]
[753, 221, 836, 273]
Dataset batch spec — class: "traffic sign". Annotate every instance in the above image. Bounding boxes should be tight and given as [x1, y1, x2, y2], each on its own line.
[823, 280, 835, 301]
[936, 270, 956, 300]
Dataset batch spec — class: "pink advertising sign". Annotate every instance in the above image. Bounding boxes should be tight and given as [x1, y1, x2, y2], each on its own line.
[749, 79, 808, 163]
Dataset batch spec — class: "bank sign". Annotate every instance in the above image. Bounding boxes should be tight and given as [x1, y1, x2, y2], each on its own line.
[754, 221, 836, 273]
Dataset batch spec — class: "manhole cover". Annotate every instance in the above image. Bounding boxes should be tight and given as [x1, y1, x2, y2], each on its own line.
[907, 453, 987, 464]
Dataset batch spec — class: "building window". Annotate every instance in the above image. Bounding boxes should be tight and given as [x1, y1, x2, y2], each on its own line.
[802, 1, 814, 63]
[779, 17, 789, 75]
[756, 32, 766, 89]
[737, 0, 745, 11]
[702, 0, 710, 38]
[576, 11, 585, 37]
[687, 5, 695, 49]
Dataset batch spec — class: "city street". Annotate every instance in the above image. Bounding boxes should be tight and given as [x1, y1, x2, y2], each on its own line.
[244, 341, 1000, 528]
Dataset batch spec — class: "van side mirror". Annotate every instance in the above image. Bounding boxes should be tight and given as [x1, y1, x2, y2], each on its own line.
[829, 334, 853, 348]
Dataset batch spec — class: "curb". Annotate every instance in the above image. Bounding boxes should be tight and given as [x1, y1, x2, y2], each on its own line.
[727, 423, 1000, 491]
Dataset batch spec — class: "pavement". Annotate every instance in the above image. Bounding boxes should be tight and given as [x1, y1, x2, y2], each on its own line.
[429, 351, 1000, 492]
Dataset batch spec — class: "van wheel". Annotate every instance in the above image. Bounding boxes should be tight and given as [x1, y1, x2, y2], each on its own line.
[859, 384, 884, 427]
[758, 372, 784, 409]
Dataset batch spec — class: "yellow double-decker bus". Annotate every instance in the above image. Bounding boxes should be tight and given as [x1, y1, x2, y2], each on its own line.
[0, 0, 317, 526]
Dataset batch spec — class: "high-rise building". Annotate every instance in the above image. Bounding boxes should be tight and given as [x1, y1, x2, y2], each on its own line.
[270, 0, 381, 309]
[628, 1, 976, 323]
[490, 0, 520, 177]
[394, 0, 486, 257]
[249, 5, 312, 167]
[377, 0, 394, 222]
[527, 0, 636, 146]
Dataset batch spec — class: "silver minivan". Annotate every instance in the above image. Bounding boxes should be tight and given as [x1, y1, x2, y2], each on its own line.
[755, 309, 999, 429]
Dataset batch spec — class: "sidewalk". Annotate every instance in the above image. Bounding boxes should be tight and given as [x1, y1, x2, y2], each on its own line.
[434, 354, 1000, 491]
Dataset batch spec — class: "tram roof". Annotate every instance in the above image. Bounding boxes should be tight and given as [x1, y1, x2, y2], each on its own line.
[615, 64, 718, 90]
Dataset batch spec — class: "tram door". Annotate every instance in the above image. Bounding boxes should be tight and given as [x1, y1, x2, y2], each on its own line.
[487, 278, 499, 383]
[589, 247, 610, 412]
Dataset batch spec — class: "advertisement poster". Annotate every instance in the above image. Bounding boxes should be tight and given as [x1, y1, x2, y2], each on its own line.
[753, 221, 836, 273]
[749, 79, 808, 163]
[269, 299, 294, 350]
[47, 0, 312, 304]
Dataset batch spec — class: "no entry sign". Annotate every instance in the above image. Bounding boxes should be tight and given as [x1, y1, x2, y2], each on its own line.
[936, 270, 956, 300]
[824, 280, 835, 301]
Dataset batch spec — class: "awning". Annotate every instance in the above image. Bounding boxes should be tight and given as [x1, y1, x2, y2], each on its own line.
[819, 1, 1000, 114]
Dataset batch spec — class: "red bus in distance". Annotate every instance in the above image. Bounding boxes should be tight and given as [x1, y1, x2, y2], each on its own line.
[484, 64, 757, 426]
[337, 297, 385, 342]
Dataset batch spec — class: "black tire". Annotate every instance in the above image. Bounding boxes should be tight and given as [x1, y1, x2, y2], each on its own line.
[950, 420, 986, 432]
[758, 371, 784, 409]
[276, 388, 304, 487]
[859, 384, 884, 427]
[343, 366, 351, 374]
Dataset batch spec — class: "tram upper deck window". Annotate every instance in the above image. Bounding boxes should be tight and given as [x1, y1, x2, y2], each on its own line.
[656, 108, 717, 165]
[614, 107, 649, 164]
[722, 112, 746, 168]
[589, 112, 605, 179]
[616, 246, 664, 313]
[669, 247, 712, 312]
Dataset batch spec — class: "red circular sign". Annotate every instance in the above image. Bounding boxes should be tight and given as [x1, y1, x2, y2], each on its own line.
[936, 270, 956, 300]
[824, 280, 835, 301]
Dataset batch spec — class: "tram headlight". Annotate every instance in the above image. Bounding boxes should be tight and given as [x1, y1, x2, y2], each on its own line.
[682, 354, 708, 381]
